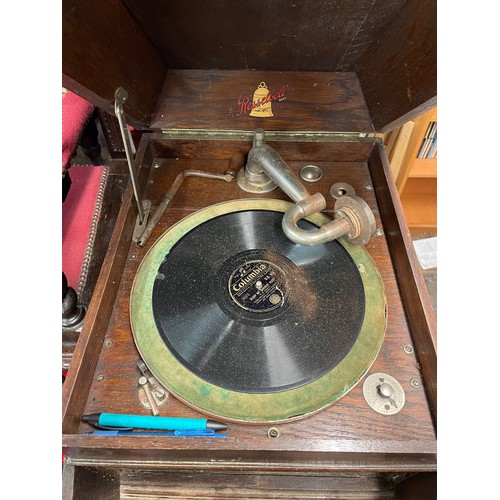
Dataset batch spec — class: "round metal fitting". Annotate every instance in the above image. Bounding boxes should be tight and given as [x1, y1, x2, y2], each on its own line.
[236, 167, 277, 194]
[268, 427, 280, 438]
[403, 344, 414, 354]
[329, 182, 355, 200]
[410, 378, 422, 388]
[363, 372, 405, 415]
[334, 195, 376, 245]
[299, 165, 323, 183]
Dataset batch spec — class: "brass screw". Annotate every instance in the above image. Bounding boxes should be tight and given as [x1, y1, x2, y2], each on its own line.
[268, 427, 280, 438]
[410, 378, 421, 388]
[403, 344, 414, 354]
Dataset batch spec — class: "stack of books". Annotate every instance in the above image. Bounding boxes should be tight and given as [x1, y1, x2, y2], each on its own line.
[416, 121, 437, 159]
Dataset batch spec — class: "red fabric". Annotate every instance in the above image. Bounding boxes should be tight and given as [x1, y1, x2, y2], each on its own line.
[62, 166, 105, 289]
[62, 90, 94, 170]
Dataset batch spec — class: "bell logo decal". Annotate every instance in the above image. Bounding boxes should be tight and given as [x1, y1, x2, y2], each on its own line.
[249, 82, 274, 117]
[236, 82, 289, 117]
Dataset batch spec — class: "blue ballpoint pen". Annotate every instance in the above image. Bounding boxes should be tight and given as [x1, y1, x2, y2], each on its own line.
[82, 413, 228, 432]
[90, 429, 227, 437]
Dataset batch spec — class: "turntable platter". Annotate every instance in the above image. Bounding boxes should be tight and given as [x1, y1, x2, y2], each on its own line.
[130, 199, 386, 423]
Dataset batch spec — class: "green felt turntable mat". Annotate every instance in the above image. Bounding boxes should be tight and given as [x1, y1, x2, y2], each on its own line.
[130, 199, 386, 423]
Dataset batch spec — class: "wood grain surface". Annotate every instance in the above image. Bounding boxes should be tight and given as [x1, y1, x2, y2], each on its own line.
[62, 0, 166, 126]
[149, 70, 373, 133]
[122, 0, 406, 73]
[358, 0, 437, 132]
[63, 136, 436, 472]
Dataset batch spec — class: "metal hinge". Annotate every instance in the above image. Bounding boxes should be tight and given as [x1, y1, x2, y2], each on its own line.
[159, 128, 372, 142]
[114, 88, 151, 242]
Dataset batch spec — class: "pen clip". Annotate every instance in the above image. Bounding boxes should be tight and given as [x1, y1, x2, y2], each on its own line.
[173, 429, 216, 437]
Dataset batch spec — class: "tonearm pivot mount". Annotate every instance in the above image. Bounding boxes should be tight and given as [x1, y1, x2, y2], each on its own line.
[237, 129, 376, 246]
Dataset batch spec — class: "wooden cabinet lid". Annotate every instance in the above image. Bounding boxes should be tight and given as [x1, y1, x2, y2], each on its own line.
[62, 0, 436, 134]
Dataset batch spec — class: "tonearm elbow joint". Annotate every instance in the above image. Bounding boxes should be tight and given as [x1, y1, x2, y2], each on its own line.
[237, 129, 376, 246]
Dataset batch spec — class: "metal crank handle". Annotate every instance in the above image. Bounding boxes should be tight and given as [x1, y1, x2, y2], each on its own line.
[137, 169, 233, 247]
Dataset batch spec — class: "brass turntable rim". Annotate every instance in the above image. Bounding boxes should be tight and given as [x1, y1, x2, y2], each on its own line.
[130, 198, 387, 423]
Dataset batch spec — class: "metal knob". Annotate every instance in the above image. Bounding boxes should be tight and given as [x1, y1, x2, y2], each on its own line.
[378, 382, 394, 399]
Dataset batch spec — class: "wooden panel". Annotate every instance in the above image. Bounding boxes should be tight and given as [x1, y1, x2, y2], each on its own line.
[396, 108, 437, 193]
[150, 70, 373, 132]
[357, 0, 437, 133]
[394, 472, 436, 500]
[62, 0, 166, 127]
[63, 136, 436, 470]
[62, 463, 120, 500]
[368, 141, 437, 419]
[410, 159, 437, 178]
[152, 135, 375, 162]
[123, 0, 406, 72]
[387, 121, 415, 181]
[400, 193, 437, 233]
[120, 470, 394, 499]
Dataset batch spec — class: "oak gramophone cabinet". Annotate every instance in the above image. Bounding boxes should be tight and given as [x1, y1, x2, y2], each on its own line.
[62, 1, 437, 498]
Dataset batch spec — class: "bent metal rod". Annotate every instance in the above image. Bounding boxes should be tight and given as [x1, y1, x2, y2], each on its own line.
[137, 169, 234, 247]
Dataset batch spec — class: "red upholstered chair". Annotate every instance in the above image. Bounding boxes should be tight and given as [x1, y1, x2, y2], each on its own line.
[62, 88, 102, 201]
[62, 89, 104, 330]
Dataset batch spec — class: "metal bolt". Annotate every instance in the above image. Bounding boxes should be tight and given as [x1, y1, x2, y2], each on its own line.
[376, 228, 384, 236]
[130, 254, 137, 260]
[410, 378, 421, 388]
[268, 427, 280, 438]
[154, 163, 159, 169]
[403, 344, 414, 354]
[104, 339, 113, 348]
[366, 185, 373, 190]
[97, 374, 105, 381]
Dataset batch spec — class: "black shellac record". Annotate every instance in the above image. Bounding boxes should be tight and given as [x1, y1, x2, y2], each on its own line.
[152, 210, 365, 394]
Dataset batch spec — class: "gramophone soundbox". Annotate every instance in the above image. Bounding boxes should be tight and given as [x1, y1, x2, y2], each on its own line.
[63, 135, 436, 497]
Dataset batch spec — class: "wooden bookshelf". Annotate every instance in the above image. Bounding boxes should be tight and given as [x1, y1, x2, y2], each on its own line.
[384, 107, 437, 233]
